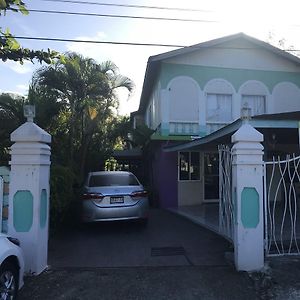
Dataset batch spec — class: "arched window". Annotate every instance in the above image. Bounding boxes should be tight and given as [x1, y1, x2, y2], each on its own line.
[273, 82, 300, 113]
[239, 81, 269, 116]
[206, 93, 232, 122]
[204, 79, 234, 132]
[168, 77, 199, 122]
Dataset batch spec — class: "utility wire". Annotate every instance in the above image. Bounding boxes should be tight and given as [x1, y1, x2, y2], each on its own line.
[7, 8, 218, 23]
[12, 35, 185, 47]
[38, 0, 212, 13]
[10, 36, 300, 52]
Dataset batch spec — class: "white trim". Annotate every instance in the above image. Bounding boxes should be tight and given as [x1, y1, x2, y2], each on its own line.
[166, 75, 200, 91]
[238, 80, 270, 95]
[204, 78, 236, 94]
[169, 120, 199, 124]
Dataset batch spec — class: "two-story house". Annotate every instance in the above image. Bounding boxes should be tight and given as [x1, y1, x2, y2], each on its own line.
[132, 33, 300, 209]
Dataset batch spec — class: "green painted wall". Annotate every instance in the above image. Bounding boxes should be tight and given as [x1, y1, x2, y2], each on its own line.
[160, 63, 300, 92]
[40, 189, 47, 229]
[13, 190, 33, 232]
[241, 187, 260, 229]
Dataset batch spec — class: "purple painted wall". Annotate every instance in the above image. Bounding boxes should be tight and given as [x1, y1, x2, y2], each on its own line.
[150, 141, 178, 208]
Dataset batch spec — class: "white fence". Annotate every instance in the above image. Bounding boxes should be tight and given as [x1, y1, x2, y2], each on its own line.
[264, 154, 300, 256]
[218, 145, 234, 241]
[218, 147, 300, 257]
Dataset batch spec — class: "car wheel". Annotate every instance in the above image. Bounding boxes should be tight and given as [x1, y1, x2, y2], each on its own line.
[0, 261, 19, 300]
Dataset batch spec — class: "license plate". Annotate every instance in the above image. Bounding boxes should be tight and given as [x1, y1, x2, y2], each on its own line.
[110, 196, 124, 204]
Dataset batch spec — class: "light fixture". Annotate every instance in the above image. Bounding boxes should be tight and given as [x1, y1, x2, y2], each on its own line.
[23, 105, 36, 122]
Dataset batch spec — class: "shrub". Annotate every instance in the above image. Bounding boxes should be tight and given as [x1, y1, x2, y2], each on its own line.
[50, 165, 75, 233]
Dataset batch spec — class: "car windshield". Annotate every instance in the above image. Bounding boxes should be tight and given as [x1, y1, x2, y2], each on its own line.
[88, 174, 139, 187]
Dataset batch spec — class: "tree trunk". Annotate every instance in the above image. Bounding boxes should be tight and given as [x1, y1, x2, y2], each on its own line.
[79, 120, 97, 182]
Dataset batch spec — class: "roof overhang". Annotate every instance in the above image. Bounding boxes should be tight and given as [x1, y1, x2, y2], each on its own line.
[164, 113, 300, 152]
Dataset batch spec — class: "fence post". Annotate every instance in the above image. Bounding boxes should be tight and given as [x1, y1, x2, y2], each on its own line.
[8, 120, 51, 275]
[231, 123, 264, 271]
[0, 166, 10, 233]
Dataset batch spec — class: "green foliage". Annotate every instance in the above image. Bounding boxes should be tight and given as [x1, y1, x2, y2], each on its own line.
[0, 51, 135, 232]
[105, 157, 118, 171]
[0, 0, 28, 15]
[49, 165, 75, 233]
[0, 0, 61, 63]
[130, 124, 155, 148]
[0, 93, 26, 164]
[32, 52, 134, 180]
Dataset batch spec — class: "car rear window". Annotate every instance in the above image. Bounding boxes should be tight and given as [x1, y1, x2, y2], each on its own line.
[88, 174, 139, 187]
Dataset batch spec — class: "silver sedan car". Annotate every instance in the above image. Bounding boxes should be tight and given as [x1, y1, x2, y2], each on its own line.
[81, 171, 149, 223]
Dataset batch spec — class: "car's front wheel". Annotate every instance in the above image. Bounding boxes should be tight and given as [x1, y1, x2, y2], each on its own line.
[0, 261, 19, 300]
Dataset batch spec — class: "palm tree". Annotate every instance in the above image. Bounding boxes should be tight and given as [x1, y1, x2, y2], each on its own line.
[0, 93, 26, 164]
[31, 52, 134, 178]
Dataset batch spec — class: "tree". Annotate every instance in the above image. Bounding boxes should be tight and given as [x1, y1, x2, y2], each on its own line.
[267, 31, 300, 58]
[0, 93, 26, 163]
[0, 53, 134, 230]
[0, 0, 60, 63]
[0, 89, 65, 164]
[31, 52, 134, 179]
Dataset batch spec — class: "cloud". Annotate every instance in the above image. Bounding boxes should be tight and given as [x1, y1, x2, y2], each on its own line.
[1, 85, 28, 97]
[1, 90, 25, 97]
[4, 61, 33, 74]
[16, 84, 29, 93]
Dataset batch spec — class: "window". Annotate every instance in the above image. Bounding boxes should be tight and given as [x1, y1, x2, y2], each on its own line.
[204, 153, 219, 200]
[179, 152, 200, 181]
[89, 174, 139, 187]
[206, 94, 232, 123]
[169, 77, 199, 122]
[241, 95, 265, 116]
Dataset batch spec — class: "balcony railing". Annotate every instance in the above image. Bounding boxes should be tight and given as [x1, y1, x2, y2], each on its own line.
[169, 122, 199, 136]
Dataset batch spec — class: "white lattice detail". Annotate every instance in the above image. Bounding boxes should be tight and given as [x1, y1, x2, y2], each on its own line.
[218, 145, 234, 241]
[265, 154, 300, 256]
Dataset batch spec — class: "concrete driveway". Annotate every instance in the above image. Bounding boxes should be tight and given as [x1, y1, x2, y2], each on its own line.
[19, 209, 300, 299]
[19, 209, 262, 300]
[49, 208, 231, 268]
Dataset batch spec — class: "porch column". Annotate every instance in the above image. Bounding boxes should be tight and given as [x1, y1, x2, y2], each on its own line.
[160, 89, 170, 135]
[8, 119, 51, 275]
[231, 123, 264, 271]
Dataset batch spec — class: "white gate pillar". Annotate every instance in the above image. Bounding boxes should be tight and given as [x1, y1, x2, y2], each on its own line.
[8, 119, 51, 275]
[231, 123, 264, 271]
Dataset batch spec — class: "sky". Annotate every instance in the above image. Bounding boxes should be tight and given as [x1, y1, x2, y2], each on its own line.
[1, 0, 300, 115]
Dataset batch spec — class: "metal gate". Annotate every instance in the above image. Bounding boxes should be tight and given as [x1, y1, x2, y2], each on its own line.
[264, 154, 300, 256]
[218, 145, 234, 241]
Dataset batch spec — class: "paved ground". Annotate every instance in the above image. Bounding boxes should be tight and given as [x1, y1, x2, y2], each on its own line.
[264, 256, 300, 299]
[18, 209, 300, 299]
[19, 266, 257, 300]
[48, 209, 231, 268]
